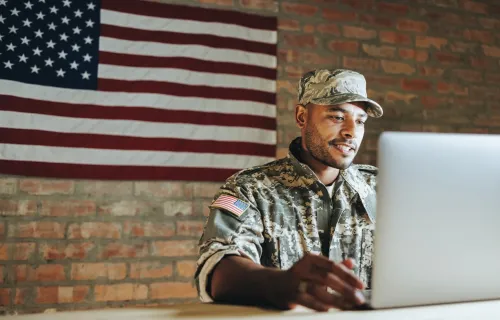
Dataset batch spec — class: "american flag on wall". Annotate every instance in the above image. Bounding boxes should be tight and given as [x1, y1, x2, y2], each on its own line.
[0, 0, 277, 181]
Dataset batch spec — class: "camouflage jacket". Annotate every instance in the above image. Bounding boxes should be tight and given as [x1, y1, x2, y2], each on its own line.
[195, 137, 378, 302]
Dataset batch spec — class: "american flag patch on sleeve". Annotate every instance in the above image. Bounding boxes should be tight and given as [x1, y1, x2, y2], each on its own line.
[211, 194, 250, 217]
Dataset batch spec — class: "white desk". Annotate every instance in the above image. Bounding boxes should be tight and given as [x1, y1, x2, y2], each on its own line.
[5, 300, 500, 320]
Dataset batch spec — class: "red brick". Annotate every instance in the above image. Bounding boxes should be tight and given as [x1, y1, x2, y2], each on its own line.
[322, 9, 356, 21]
[135, 181, 191, 198]
[191, 183, 224, 198]
[420, 10, 462, 25]
[98, 200, 153, 217]
[40, 242, 95, 260]
[14, 288, 28, 305]
[285, 66, 307, 79]
[303, 24, 314, 33]
[20, 179, 74, 195]
[416, 36, 447, 49]
[429, 0, 459, 8]
[419, 66, 445, 77]
[342, 26, 376, 40]
[36, 286, 89, 304]
[0, 178, 17, 195]
[479, 18, 500, 29]
[397, 19, 428, 33]
[7, 243, 36, 260]
[401, 79, 432, 91]
[0, 244, 6, 260]
[377, 2, 409, 15]
[470, 57, 494, 69]
[362, 44, 396, 58]
[95, 283, 148, 302]
[399, 49, 428, 62]
[15, 264, 66, 282]
[340, 0, 373, 10]
[176, 220, 204, 237]
[303, 53, 336, 66]
[152, 240, 198, 257]
[316, 24, 340, 35]
[202, 200, 212, 217]
[78, 181, 133, 197]
[342, 57, 379, 71]
[283, 34, 316, 48]
[421, 96, 447, 109]
[68, 222, 121, 239]
[0, 200, 37, 216]
[437, 82, 469, 96]
[463, 0, 488, 14]
[381, 61, 415, 75]
[464, 29, 494, 44]
[360, 14, 394, 28]
[177, 260, 197, 278]
[150, 282, 197, 299]
[365, 75, 401, 86]
[0, 223, 4, 240]
[277, 80, 296, 95]
[485, 73, 500, 84]
[41, 200, 95, 217]
[380, 31, 412, 45]
[9, 222, 66, 239]
[239, 0, 277, 11]
[99, 242, 149, 259]
[0, 288, 10, 305]
[130, 261, 173, 279]
[278, 49, 300, 63]
[124, 221, 175, 238]
[71, 263, 126, 280]
[435, 52, 461, 64]
[328, 40, 359, 54]
[482, 45, 500, 58]
[281, 3, 317, 16]
[450, 41, 478, 53]
[163, 201, 193, 217]
[278, 19, 300, 31]
[452, 70, 483, 83]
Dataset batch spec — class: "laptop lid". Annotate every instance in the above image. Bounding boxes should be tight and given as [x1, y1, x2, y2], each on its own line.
[370, 131, 500, 309]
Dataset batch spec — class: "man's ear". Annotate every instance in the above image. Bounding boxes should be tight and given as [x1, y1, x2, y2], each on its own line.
[295, 104, 307, 129]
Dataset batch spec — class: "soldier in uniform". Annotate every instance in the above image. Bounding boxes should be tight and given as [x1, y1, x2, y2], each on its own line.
[195, 69, 384, 311]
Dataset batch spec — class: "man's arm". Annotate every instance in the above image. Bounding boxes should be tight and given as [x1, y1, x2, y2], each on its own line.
[210, 254, 367, 311]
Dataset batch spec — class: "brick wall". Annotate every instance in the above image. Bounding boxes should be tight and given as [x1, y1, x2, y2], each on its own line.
[1, 0, 500, 314]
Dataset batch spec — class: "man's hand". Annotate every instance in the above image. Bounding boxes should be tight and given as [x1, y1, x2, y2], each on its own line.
[271, 253, 366, 311]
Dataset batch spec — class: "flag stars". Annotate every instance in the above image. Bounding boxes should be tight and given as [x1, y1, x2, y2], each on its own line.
[6, 43, 16, 51]
[49, 6, 58, 14]
[70, 61, 78, 69]
[48, 22, 56, 30]
[73, 26, 81, 34]
[71, 43, 80, 52]
[9, 26, 18, 34]
[74, 9, 83, 18]
[34, 29, 43, 38]
[19, 54, 28, 62]
[56, 68, 65, 77]
[23, 19, 32, 27]
[82, 71, 90, 79]
[84, 36, 92, 44]
[38, 0, 45, 2]
[33, 47, 42, 55]
[61, 16, 70, 24]
[83, 53, 91, 62]
[24, 1, 33, 9]
[11, 8, 20, 16]
[45, 57, 54, 66]
[60, 33, 68, 41]
[62, 0, 71, 7]
[36, 12, 45, 20]
[85, 19, 94, 28]
[58, 50, 67, 59]
[87, 2, 95, 10]
[0, 0, 7, 6]
[47, 40, 55, 48]
[4, 61, 14, 69]
[0, 15, 5, 24]
[0, 34, 4, 41]
[21, 36, 30, 45]
[31, 65, 40, 73]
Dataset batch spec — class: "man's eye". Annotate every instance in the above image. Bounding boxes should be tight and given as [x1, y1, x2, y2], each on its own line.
[329, 116, 344, 121]
[357, 120, 366, 125]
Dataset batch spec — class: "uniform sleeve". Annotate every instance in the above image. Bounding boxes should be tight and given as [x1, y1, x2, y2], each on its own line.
[194, 177, 265, 302]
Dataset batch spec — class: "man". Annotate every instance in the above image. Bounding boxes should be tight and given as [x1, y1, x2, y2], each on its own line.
[195, 69, 384, 311]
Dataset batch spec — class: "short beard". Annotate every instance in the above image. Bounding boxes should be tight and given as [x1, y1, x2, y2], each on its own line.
[304, 125, 354, 170]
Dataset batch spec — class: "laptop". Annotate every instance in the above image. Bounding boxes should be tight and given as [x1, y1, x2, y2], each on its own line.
[358, 131, 500, 310]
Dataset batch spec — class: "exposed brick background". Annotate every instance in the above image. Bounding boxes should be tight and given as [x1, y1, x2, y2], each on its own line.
[1, 0, 500, 314]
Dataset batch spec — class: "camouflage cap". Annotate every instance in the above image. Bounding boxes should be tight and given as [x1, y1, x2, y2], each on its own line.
[297, 69, 383, 118]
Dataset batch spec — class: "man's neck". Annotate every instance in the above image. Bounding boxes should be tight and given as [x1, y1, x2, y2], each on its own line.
[299, 148, 340, 186]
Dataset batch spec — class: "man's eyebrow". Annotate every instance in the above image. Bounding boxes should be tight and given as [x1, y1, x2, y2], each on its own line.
[326, 106, 368, 118]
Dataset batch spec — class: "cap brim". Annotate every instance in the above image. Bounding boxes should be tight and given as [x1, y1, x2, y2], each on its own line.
[311, 93, 383, 118]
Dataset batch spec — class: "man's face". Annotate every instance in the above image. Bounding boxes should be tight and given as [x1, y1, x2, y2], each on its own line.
[298, 102, 368, 170]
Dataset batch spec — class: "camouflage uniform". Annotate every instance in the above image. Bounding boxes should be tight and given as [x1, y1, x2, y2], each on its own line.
[195, 137, 378, 302]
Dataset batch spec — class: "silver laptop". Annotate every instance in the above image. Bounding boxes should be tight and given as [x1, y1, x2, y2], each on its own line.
[363, 131, 500, 310]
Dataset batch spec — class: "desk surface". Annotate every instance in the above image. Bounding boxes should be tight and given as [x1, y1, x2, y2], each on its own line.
[5, 300, 500, 320]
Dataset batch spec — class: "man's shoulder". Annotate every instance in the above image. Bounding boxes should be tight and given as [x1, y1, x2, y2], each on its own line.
[346, 164, 378, 190]
[226, 157, 292, 185]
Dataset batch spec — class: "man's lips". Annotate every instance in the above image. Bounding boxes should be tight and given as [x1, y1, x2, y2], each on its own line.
[332, 143, 355, 155]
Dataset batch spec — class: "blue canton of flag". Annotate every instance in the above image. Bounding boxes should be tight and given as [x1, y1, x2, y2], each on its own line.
[234, 199, 249, 211]
[0, 0, 100, 89]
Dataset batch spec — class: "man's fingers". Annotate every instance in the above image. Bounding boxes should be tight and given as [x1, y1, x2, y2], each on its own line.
[303, 254, 364, 290]
[295, 292, 331, 312]
[341, 258, 355, 269]
[307, 285, 354, 311]
[332, 262, 365, 290]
